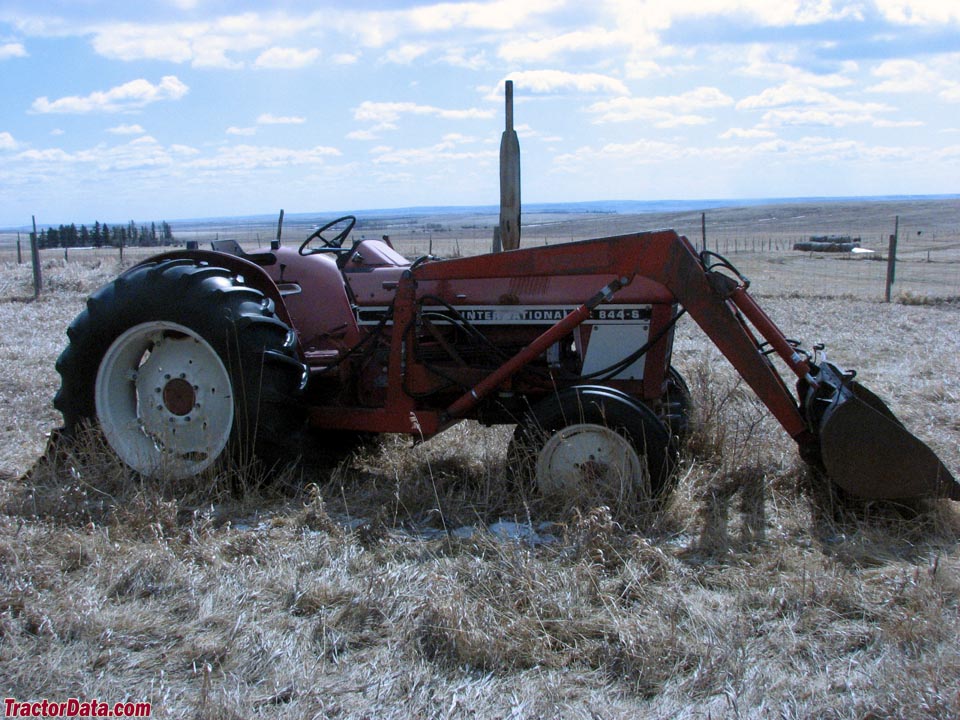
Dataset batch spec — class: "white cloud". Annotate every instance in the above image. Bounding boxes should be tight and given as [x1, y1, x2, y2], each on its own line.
[554, 131, 928, 175]
[384, 44, 429, 64]
[736, 45, 856, 88]
[0, 132, 17, 150]
[347, 129, 380, 141]
[935, 144, 960, 160]
[606, 0, 862, 30]
[395, 0, 561, 34]
[868, 58, 960, 102]
[720, 127, 776, 139]
[329, 0, 561, 50]
[254, 47, 320, 69]
[589, 87, 733, 126]
[752, 135, 915, 162]
[625, 59, 665, 79]
[873, 118, 924, 128]
[498, 27, 628, 63]
[107, 124, 145, 135]
[332, 52, 360, 65]
[737, 82, 900, 128]
[874, 0, 960, 25]
[227, 126, 258, 136]
[256, 113, 306, 125]
[555, 138, 690, 168]
[515, 123, 563, 142]
[738, 83, 850, 110]
[89, 13, 308, 68]
[189, 144, 341, 171]
[439, 48, 488, 70]
[92, 23, 196, 64]
[868, 59, 940, 93]
[14, 134, 339, 178]
[370, 136, 495, 165]
[759, 108, 886, 127]
[354, 101, 493, 127]
[0, 42, 27, 60]
[17, 135, 181, 171]
[495, 70, 629, 97]
[737, 81, 909, 128]
[31, 76, 189, 114]
[593, 0, 864, 85]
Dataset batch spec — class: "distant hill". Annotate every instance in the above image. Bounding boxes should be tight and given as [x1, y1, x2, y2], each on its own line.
[2, 195, 958, 234]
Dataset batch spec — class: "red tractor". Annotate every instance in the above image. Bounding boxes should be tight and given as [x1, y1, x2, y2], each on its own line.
[53, 216, 958, 504]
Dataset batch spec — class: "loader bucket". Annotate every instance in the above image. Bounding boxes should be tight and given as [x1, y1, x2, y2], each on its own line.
[813, 366, 960, 501]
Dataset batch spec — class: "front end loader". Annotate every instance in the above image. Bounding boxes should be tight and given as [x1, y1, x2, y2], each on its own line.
[49, 217, 959, 506]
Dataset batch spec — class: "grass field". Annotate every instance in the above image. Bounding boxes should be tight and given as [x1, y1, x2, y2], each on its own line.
[1, 199, 959, 718]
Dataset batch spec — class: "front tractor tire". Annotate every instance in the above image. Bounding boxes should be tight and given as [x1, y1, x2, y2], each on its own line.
[54, 259, 307, 479]
[508, 386, 675, 514]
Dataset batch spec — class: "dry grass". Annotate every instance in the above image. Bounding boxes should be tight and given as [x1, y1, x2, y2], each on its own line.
[2, 209, 960, 718]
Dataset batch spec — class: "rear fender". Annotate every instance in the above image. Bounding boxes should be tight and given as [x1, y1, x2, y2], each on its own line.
[125, 250, 294, 330]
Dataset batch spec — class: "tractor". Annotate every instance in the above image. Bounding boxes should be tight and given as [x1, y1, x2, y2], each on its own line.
[51, 216, 959, 504]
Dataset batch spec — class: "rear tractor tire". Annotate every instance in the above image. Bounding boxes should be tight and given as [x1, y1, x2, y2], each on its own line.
[54, 259, 307, 479]
[508, 385, 675, 515]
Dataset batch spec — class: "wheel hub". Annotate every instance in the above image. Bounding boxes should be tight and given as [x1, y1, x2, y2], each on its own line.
[162, 377, 196, 417]
[95, 321, 235, 478]
[535, 423, 648, 501]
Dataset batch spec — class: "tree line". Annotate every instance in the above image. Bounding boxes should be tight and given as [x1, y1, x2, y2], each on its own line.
[35, 221, 175, 249]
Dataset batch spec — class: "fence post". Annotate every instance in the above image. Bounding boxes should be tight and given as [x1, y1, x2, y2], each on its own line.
[16, 233, 22, 264]
[884, 215, 899, 302]
[30, 215, 42, 298]
[701, 212, 706, 252]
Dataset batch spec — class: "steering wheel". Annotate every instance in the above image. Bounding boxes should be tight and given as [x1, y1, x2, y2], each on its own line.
[298, 215, 357, 255]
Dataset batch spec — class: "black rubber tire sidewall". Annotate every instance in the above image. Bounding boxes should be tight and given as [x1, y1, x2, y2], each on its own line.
[509, 385, 674, 499]
[54, 259, 305, 471]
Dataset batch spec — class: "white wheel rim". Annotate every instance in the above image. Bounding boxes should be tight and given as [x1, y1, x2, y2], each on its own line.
[535, 423, 649, 501]
[95, 321, 234, 478]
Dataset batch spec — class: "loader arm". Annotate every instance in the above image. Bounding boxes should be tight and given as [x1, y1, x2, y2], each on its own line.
[655, 234, 814, 446]
[625, 231, 956, 499]
[417, 229, 957, 499]
[414, 229, 813, 445]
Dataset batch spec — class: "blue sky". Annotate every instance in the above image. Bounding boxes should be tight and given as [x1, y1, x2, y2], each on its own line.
[1, 0, 958, 226]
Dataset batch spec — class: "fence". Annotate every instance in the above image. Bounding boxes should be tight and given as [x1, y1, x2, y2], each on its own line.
[3, 208, 959, 303]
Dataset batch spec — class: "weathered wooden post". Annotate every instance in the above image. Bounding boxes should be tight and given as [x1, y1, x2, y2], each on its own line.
[491, 227, 502, 253]
[30, 215, 42, 298]
[884, 215, 899, 303]
[498, 80, 521, 252]
[701, 212, 706, 252]
[16, 233, 22, 264]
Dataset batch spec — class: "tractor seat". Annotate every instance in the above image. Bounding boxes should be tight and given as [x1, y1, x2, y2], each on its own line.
[210, 238, 276, 267]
